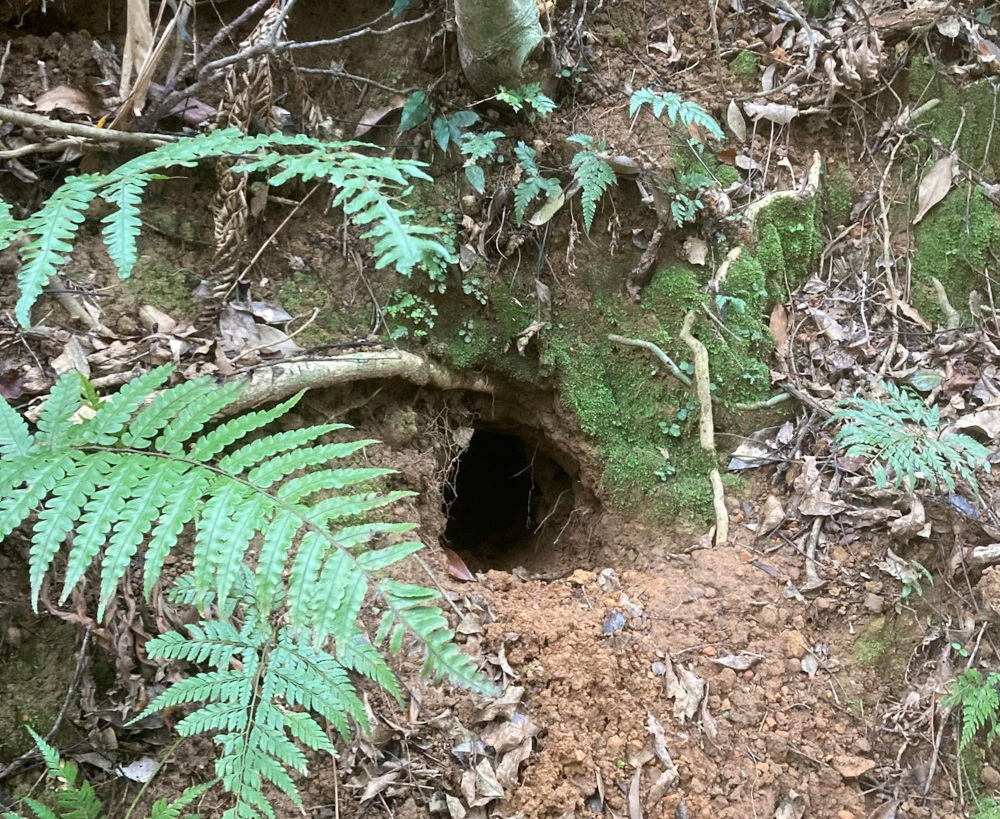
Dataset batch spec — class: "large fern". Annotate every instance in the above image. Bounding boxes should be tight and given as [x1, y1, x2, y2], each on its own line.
[0, 365, 487, 819]
[1, 129, 457, 326]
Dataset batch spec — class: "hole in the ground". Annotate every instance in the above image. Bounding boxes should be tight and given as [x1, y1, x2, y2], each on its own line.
[443, 429, 575, 574]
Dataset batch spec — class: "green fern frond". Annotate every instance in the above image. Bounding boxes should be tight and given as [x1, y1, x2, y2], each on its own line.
[16, 176, 99, 326]
[629, 88, 724, 140]
[78, 366, 173, 446]
[101, 173, 155, 278]
[380, 579, 490, 692]
[3, 365, 485, 819]
[0, 196, 22, 248]
[0, 402, 32, 461]
[187, 392, 305, 462]
[34, 375, 83, 449]
[830, 381, 990, 495]
[216, 424, 351, 473]
[5, 129, 456, 326]
[567, 135, 618, 233]
[944, 669, 1000, 751]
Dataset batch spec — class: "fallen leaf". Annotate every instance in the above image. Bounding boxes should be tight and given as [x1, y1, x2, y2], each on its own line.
[681, 236, 708, 265]
[770, 302, 789, 354]
[913, 154, 955, 224]
[0, 362, 25, 399]
[354, 95, 407, 138]
[528, 188, 565, 226]
[743, 101, 799, 125]
[35, 85, 102, 117]
[444, 547, 475, 581]
[727, 99, 747, 141]
[710, 651, 764, 670]
[832, 754, 876, 779]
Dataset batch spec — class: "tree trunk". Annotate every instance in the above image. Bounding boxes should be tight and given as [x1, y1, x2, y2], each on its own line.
[453, 0, 551, 95]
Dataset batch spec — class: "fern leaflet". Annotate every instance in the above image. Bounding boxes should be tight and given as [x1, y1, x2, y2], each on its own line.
[567, 134, 618, 233]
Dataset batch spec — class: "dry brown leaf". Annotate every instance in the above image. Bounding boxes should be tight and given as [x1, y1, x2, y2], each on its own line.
[913, 153, 955, 224]
[34, 85, 103, 117]
[444, 547, 475, 581]
[744, 101, 798, 125]
[681, 236, 708, 266]
[769, 302, 789, 355]
[727, 99, 747, 141]
[354, 95, 407, 137]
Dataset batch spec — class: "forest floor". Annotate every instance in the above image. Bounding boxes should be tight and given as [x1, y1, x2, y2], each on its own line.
[2, 0, 1000, 818]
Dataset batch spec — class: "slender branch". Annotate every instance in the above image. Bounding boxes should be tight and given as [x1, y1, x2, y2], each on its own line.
[0, 105, 175, 146]
[148, 9, 435, 127]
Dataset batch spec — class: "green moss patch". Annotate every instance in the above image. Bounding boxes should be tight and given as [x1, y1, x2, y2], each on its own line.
[911, 184, 1000, 321]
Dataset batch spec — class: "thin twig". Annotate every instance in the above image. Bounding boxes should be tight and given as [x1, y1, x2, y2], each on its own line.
[0, 106, 175, 146]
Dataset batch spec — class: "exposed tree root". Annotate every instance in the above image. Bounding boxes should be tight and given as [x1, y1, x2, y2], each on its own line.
[678, 312, 729, 546]
[221, 351, 494, 415]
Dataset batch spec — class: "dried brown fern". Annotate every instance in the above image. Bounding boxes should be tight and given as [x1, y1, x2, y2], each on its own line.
[202, 1, 286, 325]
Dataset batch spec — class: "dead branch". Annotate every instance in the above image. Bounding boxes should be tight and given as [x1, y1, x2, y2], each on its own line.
[145, 8, 436, 129]
[0, 105, 174, 147]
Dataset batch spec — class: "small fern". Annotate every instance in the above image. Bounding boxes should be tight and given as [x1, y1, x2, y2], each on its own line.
[496, 83, 556, 116]
[2, 727, 212, 819]
[0, 129, 457, 326]
[829, 381, 990, 494]
[459, 130, 504, 194]
[943, 669, 1000, 752]
[513, 141, 561, 225]
[567, 134, 618, 233]
[0, 365, 488, 819]
[629, 88, 724, 140]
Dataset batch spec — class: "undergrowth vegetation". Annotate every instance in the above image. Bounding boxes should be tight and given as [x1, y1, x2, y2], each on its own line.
[0, 129, 457, 326]
[0, 366, 485, 819]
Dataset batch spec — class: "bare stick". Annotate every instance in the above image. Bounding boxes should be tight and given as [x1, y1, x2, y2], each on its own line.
[0, 105, 175, 146]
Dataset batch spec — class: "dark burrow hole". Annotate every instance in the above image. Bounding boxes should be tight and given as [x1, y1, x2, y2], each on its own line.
[442, 429, 575, 574]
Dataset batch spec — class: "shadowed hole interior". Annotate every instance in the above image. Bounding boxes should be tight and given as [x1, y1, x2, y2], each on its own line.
[442, 429, 573, 573]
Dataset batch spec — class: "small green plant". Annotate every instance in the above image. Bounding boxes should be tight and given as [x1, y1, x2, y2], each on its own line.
[567, 134, 618, 233]
[458, 319, 476, 344]
[829, 381, 990, 494]
[972, 797, 1000, 819]
[512, 141, 561, 225]
[629, 89, 724, 140]
[461, 274, 488, 305]
[384, 289, 438, 339]
[496, 82, 556, 116]
[460, 130, 505, 193]
[900, 558, 933, 599]
[3, 727, 212, 819]
[943, 668, 1000, 752]
[0, 129, 457, 326]
[662, 171, 715, 227]
[0, 366, 485, 819]
[659, 399, 697, 438]
[431, 109, 481, 153]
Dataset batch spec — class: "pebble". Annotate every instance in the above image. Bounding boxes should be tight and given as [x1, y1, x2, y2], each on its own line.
[864, 592, 884, 613]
